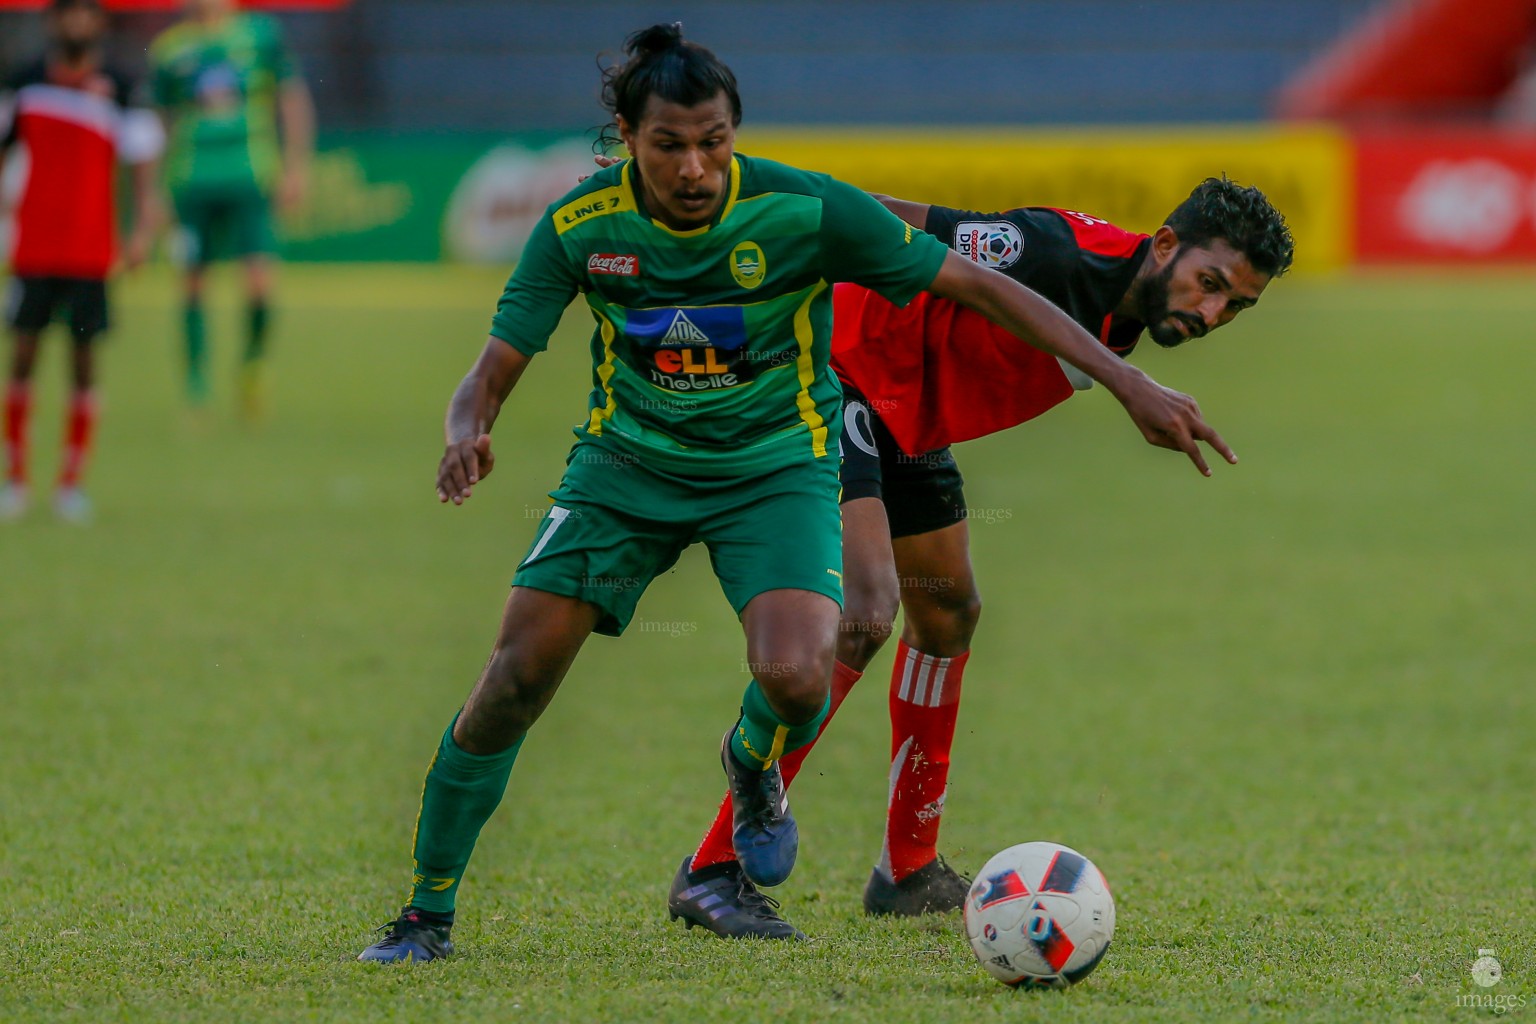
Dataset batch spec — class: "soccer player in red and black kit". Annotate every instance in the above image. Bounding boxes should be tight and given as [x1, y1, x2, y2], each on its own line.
[0, 0, 163, 523]
[667, 176, 1294, 938]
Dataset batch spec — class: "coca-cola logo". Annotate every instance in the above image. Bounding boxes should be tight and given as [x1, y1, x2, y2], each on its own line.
[588, 253, 639, 276]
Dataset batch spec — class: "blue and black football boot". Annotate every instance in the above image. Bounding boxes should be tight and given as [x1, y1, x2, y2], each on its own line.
[357, 907, 455, 963]
[720, 728, 798, 887]
[667, 856, 806, 940]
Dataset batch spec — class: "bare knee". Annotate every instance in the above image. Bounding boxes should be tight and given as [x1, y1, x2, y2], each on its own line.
[903, 585, 982, 657]
[451, 614, 583, 758]
[749, 641, 834, 724]
[70, 345, 95, 391]
[455, 645, 558, 753]
[10, 336, 39, 379]
[837, 578, 899, 671]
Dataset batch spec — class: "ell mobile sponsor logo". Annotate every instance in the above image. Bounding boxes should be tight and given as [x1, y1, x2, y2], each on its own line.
[588, 253, 639, 276]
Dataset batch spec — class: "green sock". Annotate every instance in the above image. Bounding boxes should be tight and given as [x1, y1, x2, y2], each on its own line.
[729, 680, 830, 770]
[406, 719, 524, 915]
[244, 302, 269, 364]
[183, 303, 207, 401]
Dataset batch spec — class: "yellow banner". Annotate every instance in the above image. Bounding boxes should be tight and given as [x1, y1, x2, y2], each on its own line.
[737, 125, 1350, 272]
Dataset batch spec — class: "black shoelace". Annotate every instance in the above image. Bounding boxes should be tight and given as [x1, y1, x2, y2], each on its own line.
[745, 767, 784, 827]
[733, 874, 786, 919]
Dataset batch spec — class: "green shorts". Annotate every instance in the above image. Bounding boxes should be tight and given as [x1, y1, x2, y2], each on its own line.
[172, 185, 277, 265]
[512, 442, 844, 636]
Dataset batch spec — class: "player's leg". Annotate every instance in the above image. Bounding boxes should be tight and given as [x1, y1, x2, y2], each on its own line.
[835, 385, 902, 671]
[172, 191, 212, 404]
[53, 280, 108, 523]
[729, 585, 841, 876]
[683, 500, 898, 879]
[179, 199, 213, 405]
[666, 462, 841, 939]
[182, 263, 209, 404]
[234, 193, 277, 420]
[862, 442, 979, 915]
[360, 586, 601, 963]
[866, 515, 981, 915]
[237, 253, 272, 419]
[361, 450, 693, 961]
[3, 277, 53, 519]
[678, 393, 896, 899]
[670, 587, 837, 941]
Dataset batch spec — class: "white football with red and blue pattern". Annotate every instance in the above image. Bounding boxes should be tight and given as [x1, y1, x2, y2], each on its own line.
[963, 841, 1116, 989]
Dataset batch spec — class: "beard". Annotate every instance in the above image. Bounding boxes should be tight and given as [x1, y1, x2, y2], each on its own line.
[1136, 251, 1204, 349]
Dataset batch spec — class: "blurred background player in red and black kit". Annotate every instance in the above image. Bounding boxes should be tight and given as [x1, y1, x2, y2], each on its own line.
[0, 0, 163, 523]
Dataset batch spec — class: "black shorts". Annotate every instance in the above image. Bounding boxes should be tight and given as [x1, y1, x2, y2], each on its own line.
[839, 382, 967, 539]
[5, 276, 110, 339]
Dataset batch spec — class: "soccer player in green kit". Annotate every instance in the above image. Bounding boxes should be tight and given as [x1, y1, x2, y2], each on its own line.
[359, 23, 1235, 961]
[149, 0, 313, 416]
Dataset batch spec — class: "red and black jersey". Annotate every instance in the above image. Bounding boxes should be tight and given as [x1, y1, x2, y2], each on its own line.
[831, 204, 1152, 456]
[2, 58, 158, 280]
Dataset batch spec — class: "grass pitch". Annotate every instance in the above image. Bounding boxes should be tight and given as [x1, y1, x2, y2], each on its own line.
[3, 264, 1533, 1022]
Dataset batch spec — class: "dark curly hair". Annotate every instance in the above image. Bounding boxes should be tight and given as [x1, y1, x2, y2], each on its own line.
[596, 24, 741, 151]
[1164, 176, 1295, 278]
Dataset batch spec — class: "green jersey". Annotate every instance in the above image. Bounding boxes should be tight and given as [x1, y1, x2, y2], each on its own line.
[149, 13, 297, 193]
[490, 154, 948, 477]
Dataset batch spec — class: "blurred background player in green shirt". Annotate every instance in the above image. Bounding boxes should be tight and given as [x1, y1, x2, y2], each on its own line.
[149, 0, 313, 418]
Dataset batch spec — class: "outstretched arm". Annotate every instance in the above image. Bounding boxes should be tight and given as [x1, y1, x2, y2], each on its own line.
[437, 338, 533, 505]
[928, 250, 1236, 476]
[869, 194, 930, 230]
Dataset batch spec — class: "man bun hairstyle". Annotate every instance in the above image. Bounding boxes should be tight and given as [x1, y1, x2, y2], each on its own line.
[1164, 176, 1296, 278]
[599, 23, 742, 141]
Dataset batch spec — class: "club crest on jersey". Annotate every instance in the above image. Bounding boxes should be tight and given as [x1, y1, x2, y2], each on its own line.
[588, 253, 640, 276]
[729, 241, 766, 290]
[956, 221, 1024, 269]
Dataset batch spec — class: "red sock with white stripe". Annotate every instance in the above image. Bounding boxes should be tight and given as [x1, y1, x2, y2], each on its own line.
[879, 640, 968, 883]
[58, 390, 97, 488]
[4, 381, 31, 484]
[690, 659, 863, 872]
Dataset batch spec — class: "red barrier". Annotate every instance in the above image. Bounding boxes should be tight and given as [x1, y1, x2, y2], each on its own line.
[1276, 0, 1536, 120]
[1355, 130, 1536, 262]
